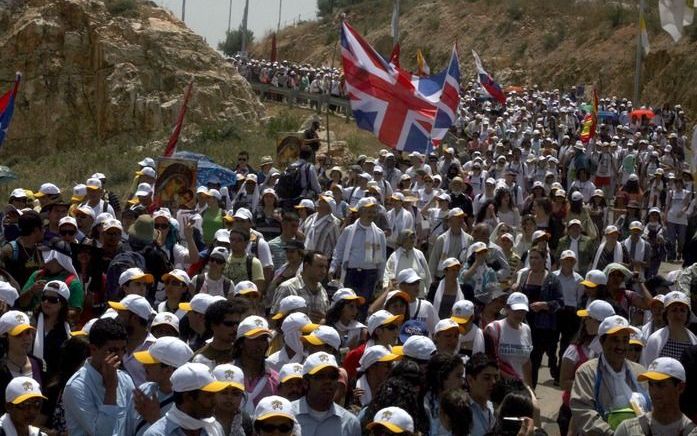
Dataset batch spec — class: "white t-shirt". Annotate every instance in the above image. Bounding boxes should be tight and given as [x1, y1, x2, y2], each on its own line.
[200, 273, 227, 297]
[410, 299, 438, 334]
[460, 324, 485, 355]
[562, 343, 594, 365]
[488, 319, 533, 381]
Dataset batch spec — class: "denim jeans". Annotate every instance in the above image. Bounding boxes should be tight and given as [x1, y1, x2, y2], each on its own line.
[344, 268, 379, 320]
[666, 222, 687, 260]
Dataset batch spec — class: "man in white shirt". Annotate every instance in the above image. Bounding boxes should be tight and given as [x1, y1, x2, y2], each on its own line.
[397, 268, 438, 334]
[553, 250, 583, 384]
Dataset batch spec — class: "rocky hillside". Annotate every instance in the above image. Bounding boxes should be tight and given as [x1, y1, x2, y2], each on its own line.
[254, 0, 697, 114]
[0, 0, 263, 155]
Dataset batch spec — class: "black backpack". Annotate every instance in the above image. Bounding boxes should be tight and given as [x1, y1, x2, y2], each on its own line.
[276, 162, 309, 200]
[105, 251, 146, 301]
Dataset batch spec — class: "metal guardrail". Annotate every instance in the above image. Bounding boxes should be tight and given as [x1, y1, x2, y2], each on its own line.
[249, 82, 352, 121]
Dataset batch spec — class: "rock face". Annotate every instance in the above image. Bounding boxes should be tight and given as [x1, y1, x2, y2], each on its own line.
[0, 0, 263, 152]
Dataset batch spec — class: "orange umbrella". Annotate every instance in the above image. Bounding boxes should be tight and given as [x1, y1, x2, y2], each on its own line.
[630, 109, 655, 119]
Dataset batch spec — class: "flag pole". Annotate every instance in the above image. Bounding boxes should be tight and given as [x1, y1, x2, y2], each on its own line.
[227, 0, 233, 33]
[277, 0, 282, 34]
[391, 0, 400, 47]
[181, 0, 186, 21]
[633, 0, 645, 104]
[241, 0, 250, 57]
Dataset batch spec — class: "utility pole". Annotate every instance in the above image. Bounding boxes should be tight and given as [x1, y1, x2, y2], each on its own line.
[633, 0, 646, 104]
[240, 0, 250, 56]
[181, 0, 186, 22]
[227, 0, 233, 33]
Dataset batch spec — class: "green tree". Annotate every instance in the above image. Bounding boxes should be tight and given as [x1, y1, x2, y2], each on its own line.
[217, 28, 255, 57]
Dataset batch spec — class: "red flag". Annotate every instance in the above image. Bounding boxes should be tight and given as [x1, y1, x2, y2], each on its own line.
[580, 87, 598, 144]
[389, 43, 400, 68]
[270, 33, 277, 63]
[163, 81, 193, 157]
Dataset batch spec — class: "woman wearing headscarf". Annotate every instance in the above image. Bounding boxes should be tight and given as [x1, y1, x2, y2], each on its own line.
[231, 174, 260, 213]
[383, 229, 431, 297]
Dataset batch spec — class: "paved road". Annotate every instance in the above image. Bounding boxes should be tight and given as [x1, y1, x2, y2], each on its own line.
[536, 261, 683, 436]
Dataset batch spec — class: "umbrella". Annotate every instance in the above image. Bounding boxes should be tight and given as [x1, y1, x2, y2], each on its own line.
[173, 151, 238, 188]
[597, 111, 617, 122]
[0, 166, 18, 184]
[630, 109, 655, 119]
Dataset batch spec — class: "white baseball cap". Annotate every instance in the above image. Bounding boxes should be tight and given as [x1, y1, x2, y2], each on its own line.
[367, 310, 404, 335]
[571, 191, 583, 202]
[213, 228, 230, 243]
[560, 250, 577, 260]
[42, 280, 70, 301]
[151, 312, 180, 333]
[447, 208, 465, 218]
[397, 268, 421, 285]
[236, 315, 272, 340]
[0, 282, 19, 306]
[135, 183, 153, 197]
[303, 351, 339, 375]
[0, 311, 34, 336]
[254, 395, 295, 421]
[279, 363, 304, 383]
[358, 345, 401, 372]
[58, 216, 78, 229]
[506, 292, 529, 311]
[470, 241, 488, 253]
[272, 295, 308, 320]
[580, 269, 607, 288]
[598, 315, 632, 337]
[384, 290, 411, 306]
[393, 335, 437, 361]
[71, 317, 98, 336]
[281, 312, 319, 336]
[367, 406, 415, 433]
[629, 221, 644, 231]
[74, 205, 95, 219]
[209, 246, 229, 261]
[134, 336, 193, 367]
[170, 362, 226, 393]
[35, 183, 60, 197]
[357, 196, 378, 210]
[294, 199, 315, 210]
[604, 225, 620, 235]
[9, 188, 27, 199]
[162, 269, 191, 286]
[639, 357, 686, 382]
[439, 257, 461, 271]
[301, 325, 341, 351]
[567, 219, 582, 228]
[331, 288, 366, 306]
[391, 192, 405, 202]
[137, 167, 157, 179]
[102, 218, 122, 232]
[5, 377, 46, 405]
[85, 178, 102, 190]
[577, 300, 615, 321]
[435, 318, 461, 335]
[233, 280, 260, 297]
[233, 208, 254, 221]
[138, 157, 156, 168]
[451, 299, 475, 324]
[532, 230, 549, 241]
[664, 290, 690, 309]
[179, 293, 225, 314]
[212, 363, 245, 391]
[108, 294, 155, 321]
[118, 267, 154, 287]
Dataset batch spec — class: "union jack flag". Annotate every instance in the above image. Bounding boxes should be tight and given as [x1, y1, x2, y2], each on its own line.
[341, 22, 459, 153]
[0, 73, 20, 147]
[472, 50, 506, 106]
[429, 45, 461, 147]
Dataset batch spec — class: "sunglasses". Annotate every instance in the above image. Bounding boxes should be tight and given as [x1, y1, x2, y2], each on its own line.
[209, 258, 226, 265]
[60, 229, 76, 236]
[42, 295, 61, 304]
[258, 423, 293, 433]
[238, 158, 247, 162]
[154, 223, 169, 230]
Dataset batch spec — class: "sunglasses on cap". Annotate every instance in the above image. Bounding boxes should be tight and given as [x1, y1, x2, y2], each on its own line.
[257, 422, 293, 433]
[42, 295, 61, 304]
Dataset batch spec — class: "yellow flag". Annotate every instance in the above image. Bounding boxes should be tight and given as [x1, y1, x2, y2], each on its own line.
[416, 49, 430, 76]
[640, 15, 650, 55]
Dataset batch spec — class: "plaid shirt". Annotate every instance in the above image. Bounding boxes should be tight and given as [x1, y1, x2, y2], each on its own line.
[271, 276, 329, 319]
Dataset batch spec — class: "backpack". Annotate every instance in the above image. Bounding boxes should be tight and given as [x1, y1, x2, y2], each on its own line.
[105, 251, 146, 300]
[193, 273, 232, 297]
[276, 162, 310, 200]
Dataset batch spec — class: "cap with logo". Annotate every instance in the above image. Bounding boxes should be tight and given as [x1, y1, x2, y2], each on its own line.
[236, 315, 272, 340]
[0, 311, 34, 336]
[451, 299, 475, 324]
[398, 319, 429, 343]
[664, 290, 690, 309]
[301, 325, 341, 351]
[281, 312, 319, 336]
[254, 395, 295, 422]
[170, 362, 226, 393]
[367, 310, 403, 335]
[134, 336, 194, 367]
[358, 345, 402, 372]
[279, 363, 304, 383]
[212, 363, 245, 391]
[366, 406, 415, 433]
[162, 269, 191, 286]
[303, 351, 339, 375]
[560, 250, 577, 260]
[506, 292, 529, 311]
[233, 280, 260, 297]
[598, 315, 632, 337]
[639, 357, 686, 382]
[331, 288, 366, 306]
[5, 376, 46, 405]
[151, 312, 180, 333]
[179, 293, 225, 314]
[118, 267, 154, 287]
[435, 318, 462, 335]
[576, 300, 615, 321]
[393, 335, 437, 361]
[209, 246, 229, 261]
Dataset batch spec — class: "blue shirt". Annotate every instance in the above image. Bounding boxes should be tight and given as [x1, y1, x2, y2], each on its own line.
[292, 397, 361, 436]
[330, 222, 386, 276]
[467, 397, 495, 436]
[118, 381, 174, 436]
[63, 360, 135, 436]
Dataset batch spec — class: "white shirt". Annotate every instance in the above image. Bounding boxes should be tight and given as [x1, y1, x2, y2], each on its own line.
[553, 269, 583, 307]
[409, 298, 438, 334]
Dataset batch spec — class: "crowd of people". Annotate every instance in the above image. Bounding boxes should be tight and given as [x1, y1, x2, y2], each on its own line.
[0, 79, 697, 436]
